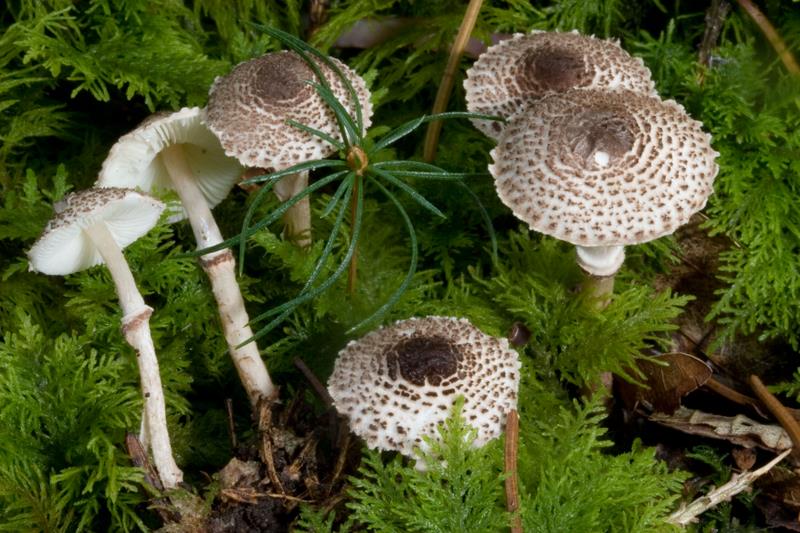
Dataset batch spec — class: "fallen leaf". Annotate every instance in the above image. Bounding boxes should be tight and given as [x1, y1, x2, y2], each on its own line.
[617, 352, 713, 413]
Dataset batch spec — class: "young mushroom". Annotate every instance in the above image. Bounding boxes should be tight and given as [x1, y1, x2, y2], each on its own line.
[205, 50, 372, 247]
[27, 187, 183, 489]
[327, 316, 520, 465]
[489, 89, 719, 299]
[97, 106, 275, 409]
[464, 30, 657, 140]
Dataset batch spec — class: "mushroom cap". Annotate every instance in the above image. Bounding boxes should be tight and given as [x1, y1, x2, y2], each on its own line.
[205, 50, 373, 171]
[464, 31, 657, 140]
[489, 89, 719, 247]
[28, 188, 164, 276]
[328, 316, 520, 459]
[97, 107, 242, 221]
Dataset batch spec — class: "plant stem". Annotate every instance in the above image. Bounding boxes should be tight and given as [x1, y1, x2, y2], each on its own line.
[749, 375, 800, 460]
[736, 0, 800, 75]
[83, 221, 183, 489]
[347, 175, 360, 294]
[423, 0, 484, 162]
[505, 409, 523, 533]
[697, 0, 730, 84]
[161, 144, 275, 409]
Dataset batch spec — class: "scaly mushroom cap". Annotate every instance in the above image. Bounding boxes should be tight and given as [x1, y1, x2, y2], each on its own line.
[489, 89, 719, 247]
[97, 107, 242, 220]
[28, 188, 164, 276]
[465, 31, 657, 140]
[205, 50, 373, 171]
[328, 316, 520, 459]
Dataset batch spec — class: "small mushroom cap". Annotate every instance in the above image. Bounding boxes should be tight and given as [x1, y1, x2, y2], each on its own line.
[97, 107, 242, 220]
[205, 50, 373, 171]
[28, 188, 164, 276]
[328, 316, 520, 459]
[489, 89, 719, 247]
[465, 31, 657, 140]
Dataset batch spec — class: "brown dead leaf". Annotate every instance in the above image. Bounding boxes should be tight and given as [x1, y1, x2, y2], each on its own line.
[732, 447, 757, 471]
[757, 467, 800, 530]
[617, 352, 713, 413]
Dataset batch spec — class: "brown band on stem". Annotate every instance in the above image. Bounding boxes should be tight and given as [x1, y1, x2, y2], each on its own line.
[199, 249, 234, 270]
[505, 409, 523, 533]
[749, 375, 800, 460]
[121, 306, 154, 341]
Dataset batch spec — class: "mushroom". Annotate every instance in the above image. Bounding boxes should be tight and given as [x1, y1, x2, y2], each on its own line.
[464, 30, 657, 140]
[27, 187, 183, 489]
[489, 88, 719, 298]
[205, 50, 373, 247]
[327, 316, 520, 464]
[97, 107, 274, 409]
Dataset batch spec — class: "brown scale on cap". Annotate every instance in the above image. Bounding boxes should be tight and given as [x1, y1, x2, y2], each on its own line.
[489, 89, 719, 247]
[464, 31, 657, 140]
[327, 316, 520, 461]
[206, 50, 373, 171]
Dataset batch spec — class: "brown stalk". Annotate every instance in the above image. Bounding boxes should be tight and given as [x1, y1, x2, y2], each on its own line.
[346, 147, 367, 294]
[422, 0, 485, 162]
[257, 395, 285, 493]
[505, 409, 523, 533]
[225, 398, 238, 451]
[698, 0, 731, 84]
[749, 375, 800, 460]
[293, 357, 334, 409]
[736, 0, 800, 75]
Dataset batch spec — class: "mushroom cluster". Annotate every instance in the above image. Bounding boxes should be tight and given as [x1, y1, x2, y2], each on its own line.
[465, 31, 719, 298]
[26, 46, 373, 491]
[328, 316, 520, 462]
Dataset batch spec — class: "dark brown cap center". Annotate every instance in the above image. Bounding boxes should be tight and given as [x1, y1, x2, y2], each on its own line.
[251, 53, 314, 103]
[386, 335, 462, 386]
[520, 46, 591, 93]
[563, 109, 635, 168]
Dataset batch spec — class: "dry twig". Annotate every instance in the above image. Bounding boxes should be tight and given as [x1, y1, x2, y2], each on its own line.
[736, 0, 800, 75]
[505, 409, 523, 533]
[749, 375, 800, 460]
[423, 0, 484, 162]
[667, 448, 791, 525]
[698, 0, 730, 83]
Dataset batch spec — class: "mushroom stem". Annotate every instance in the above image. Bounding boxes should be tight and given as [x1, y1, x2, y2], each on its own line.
[273, 171, 312, 248]
[160, 144, 275, 408]
[82, 220, 183, 489]
[576, 244, 623, 307]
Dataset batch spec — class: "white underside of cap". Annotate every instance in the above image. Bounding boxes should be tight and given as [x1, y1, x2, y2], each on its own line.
[575, 244, 625, 277]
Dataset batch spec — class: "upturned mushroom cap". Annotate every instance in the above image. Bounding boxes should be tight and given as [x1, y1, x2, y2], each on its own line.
[489, 89, 719, 248]
[28, 188, 164, 276]
[465, 31, 657, 140]
[205, 50, 373, 171]
[328, 316, 520, 459]
[97, 107, 242, 218]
